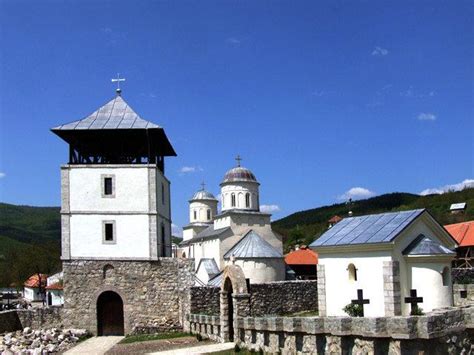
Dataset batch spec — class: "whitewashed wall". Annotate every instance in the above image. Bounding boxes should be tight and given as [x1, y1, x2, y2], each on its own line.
[231, 258, 285, 284]
[70, 214, 150, 258]
[69, 167, 149, 212]
[318, 252, 391, 317]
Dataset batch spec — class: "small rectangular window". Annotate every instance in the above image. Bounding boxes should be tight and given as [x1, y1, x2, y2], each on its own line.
[104, 178, 113, 195]
[101, 175, 115, 198]
[105, 223, 114, 241]
[103, 221, 116, 244]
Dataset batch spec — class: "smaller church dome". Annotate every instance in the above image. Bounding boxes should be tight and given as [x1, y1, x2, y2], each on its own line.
[191, 190, 217, 201]
[222, 166, 258, 184]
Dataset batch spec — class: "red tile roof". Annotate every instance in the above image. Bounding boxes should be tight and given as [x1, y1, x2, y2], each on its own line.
[328, 215, 343, 224]
[285, 247, 318, 265]
[45, 282, 63, 291]
[445, 221, 474, 247]
[24, 274, 48, 288]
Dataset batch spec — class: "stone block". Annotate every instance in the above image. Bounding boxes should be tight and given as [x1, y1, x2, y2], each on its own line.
[324, 317, 352, 336]
[267, 317, 284, 332]
[351, 317, 387, 337]
[283, 317, 303, 332]
[302, 317, 324, 334]
[386, 317, 418, 339]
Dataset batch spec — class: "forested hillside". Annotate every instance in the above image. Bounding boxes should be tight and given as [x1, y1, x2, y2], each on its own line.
[272, 188, 474, 252]
[0, 203, 61, 288]
[1, 187, 473, 286]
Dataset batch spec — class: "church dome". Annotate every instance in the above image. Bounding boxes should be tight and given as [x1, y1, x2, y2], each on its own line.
[191, 189, 217, 201]
[222, 166, 258, 184]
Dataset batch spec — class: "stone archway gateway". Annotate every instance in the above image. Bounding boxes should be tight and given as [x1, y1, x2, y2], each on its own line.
[97, 291, 124, 336]
[220, 265, 250, 342]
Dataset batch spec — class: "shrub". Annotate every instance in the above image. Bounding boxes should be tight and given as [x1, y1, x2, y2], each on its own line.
[343, 303, 363, 317]
[410, 305, 424, 316]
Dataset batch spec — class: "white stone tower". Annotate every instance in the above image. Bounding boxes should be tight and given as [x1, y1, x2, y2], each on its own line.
[220, 155, 260, 212]
[52, 92, 176, 260]
[182, 184, 218, 241]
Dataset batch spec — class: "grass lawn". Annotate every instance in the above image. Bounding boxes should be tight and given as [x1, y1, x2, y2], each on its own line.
[281, 309, 319, 317]
[119, 332, 191, 344]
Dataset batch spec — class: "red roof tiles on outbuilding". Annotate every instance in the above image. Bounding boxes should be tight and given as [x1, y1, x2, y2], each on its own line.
[24, 274, 48, 288]
[285, 247, 318, 265]
[445, 221, 474, 247]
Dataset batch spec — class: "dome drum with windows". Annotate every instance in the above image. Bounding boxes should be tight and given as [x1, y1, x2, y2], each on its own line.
[220, 156, 260, 212]
[189, 184, 218, 225]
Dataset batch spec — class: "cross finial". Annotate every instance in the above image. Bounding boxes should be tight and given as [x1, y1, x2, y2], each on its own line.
[200, 181, 206, 191]
[111, 73, 126, 95]
[235, 155, 242, 167]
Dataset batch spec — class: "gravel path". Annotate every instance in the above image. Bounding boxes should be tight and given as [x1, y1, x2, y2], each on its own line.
[147, 342, 235, 354]
[104, 336, 213, 355]
[64, 336, 124, 355]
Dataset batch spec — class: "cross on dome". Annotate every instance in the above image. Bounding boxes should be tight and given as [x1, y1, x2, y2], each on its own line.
[111, 73, 126, 95]
[201, 182, 206, 191]
[235, 155, 242, 167]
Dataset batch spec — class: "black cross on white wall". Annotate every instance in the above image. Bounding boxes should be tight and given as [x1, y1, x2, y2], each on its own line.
[351, 289, 370, 317]
[404, 289, 423, 314]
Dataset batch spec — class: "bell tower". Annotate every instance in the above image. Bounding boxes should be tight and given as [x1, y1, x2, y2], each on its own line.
[52, 90, 176, 260]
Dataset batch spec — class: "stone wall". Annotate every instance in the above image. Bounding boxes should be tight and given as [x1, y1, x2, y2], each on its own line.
[454, 284, 474, 306]
[188, 306, 474, 354]
[249, 280, 318, 316]
[189, 280, 318, 319]
[190, 287, 220, 315]
[0, 307, 63, 333]
[62, 258, 194, 335]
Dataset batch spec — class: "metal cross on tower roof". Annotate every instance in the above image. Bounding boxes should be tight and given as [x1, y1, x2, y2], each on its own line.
[111, 73, 126, 95]
[201, 181, 206, 190]
[235, 155, 242, 167]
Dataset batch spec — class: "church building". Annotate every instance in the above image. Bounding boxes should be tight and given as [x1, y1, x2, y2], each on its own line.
[310, 209, 458, 317]
[180, 158, 285, 285]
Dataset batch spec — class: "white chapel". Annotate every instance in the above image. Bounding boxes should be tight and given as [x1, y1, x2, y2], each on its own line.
[180, 158, 285, 285]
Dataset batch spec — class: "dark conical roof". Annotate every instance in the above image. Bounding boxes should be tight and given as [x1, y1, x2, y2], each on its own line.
[222, 166, 258, 184]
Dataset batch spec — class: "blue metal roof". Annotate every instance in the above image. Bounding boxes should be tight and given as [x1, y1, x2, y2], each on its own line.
[403, 234, 455, 256]
[207, 271, 223, 287]
[197, 258, 220, 278]
[223, 230, 282, 259]
[310, 209, 425, 247]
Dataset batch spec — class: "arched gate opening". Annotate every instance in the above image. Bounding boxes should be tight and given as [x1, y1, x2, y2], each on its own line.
[97, 291, 124, 336]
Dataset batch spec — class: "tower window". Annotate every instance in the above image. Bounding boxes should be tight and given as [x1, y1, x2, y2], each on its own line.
[161, 183, 165, 204]
[207, 209, 211, 220]
[103, 221, 116, 244]
[161, 223, 166, 257]
[101, 175, 115, 198]
[231, 193, 236, 207]
[245, 193, 250, 208]
[194, 210, 197, 220]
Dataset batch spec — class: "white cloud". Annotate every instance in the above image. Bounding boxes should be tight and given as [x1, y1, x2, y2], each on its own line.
[260, 204, 281, 213]
[179, 166, 203, 174]
[0, 172, 5, 178]
[226, 37, 241, 45]
[311, 91, 325, 97]
[400, 87, 436, 98]
[371, 46, 389, 56]
[417, 112, 436, 121]
[171, 223, 183, 238]
[420, 179, 474, 196]
[338, 187, 376, 201]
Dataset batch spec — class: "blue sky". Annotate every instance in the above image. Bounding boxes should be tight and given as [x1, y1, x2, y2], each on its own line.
[0, 1, 473, 234]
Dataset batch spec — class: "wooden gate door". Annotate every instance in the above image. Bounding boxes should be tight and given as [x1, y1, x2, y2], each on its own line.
[97, 291, 124, 336]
